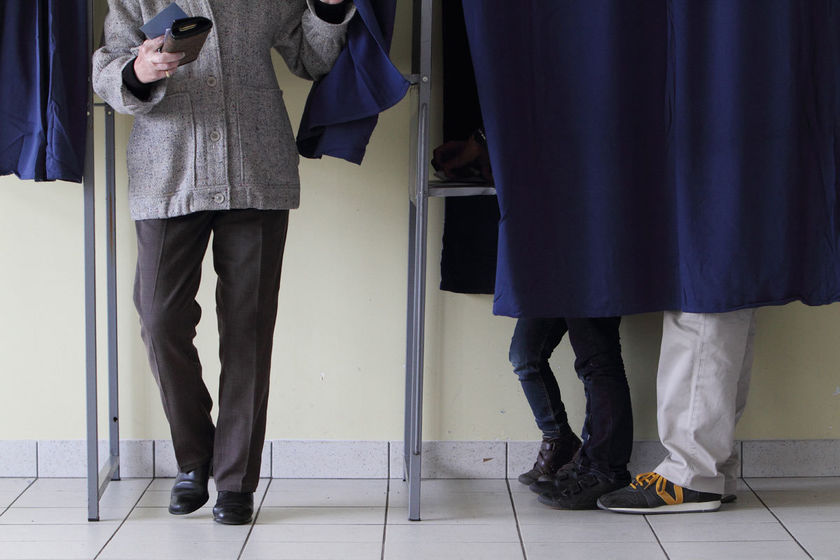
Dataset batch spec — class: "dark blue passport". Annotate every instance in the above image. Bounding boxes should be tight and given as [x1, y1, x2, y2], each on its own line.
[139, 2, 188, 39]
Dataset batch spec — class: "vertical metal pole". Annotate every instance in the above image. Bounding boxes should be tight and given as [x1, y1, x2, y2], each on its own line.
[105, 106, 120, 480]
[84, 0, 100, 522]
[404, 0, 433, 522]
[404, 201, 417, 481]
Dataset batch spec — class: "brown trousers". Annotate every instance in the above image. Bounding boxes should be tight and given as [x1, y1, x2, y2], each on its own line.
[133, 209, 289, 492]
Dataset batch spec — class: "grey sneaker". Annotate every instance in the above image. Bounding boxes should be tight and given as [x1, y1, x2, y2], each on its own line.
[597, 472, 722, 514]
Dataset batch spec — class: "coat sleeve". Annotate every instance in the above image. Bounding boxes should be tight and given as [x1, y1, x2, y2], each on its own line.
[92, 0, 168, 115]
[273, 0, 355, 82]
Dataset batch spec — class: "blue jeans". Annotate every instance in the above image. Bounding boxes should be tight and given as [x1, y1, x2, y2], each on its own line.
[509, 317, 633, 479]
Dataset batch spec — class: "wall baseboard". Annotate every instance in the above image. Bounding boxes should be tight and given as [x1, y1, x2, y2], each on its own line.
[1, 439, 838, 479]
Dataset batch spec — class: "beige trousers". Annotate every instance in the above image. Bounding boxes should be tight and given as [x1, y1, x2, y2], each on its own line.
[653, 309, 758, 494]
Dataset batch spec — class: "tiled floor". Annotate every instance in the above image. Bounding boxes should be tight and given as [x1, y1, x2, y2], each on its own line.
[0, 477, 838, 559]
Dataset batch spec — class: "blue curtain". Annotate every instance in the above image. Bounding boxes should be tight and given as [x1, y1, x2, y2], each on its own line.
[297, 0, 409, 164]
[462, 0, 840, 317]
[0, 0, 88, 183]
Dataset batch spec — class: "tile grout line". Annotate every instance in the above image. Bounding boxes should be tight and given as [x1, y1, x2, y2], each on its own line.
[0, 477, 38, 518]
[381, 443, 390, 560]
[237, 477, 273, 560]
[504, 478, 528, 560]
[643, 514, 671, 560]
[93, 478, 154, 560]
[742, 478, 815, 560]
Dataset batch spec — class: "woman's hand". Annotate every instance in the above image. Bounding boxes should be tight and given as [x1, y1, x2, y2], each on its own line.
[133, 36, 185, 83]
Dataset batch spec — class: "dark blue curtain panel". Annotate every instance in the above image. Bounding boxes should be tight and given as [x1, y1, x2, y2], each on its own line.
[297, 0, 410, 164]
[461, 0, 840, 317]
[0, 0, 88, 182]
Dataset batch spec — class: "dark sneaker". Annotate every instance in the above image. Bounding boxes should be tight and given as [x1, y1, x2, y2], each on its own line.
[597, 472, 722, 514]
[528, 461, 577, 495]
[517, 433, 582, 486]
[535, 466, 629, 510]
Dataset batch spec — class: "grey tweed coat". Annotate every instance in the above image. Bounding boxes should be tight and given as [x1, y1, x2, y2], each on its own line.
[93, 0, 352, 220]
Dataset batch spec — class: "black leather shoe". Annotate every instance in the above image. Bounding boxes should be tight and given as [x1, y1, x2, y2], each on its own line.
[168, 463, 211, 515]
[213, 491, 254, 525]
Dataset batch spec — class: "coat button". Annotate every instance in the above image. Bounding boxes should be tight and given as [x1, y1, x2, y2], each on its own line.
[209, 130, 221, 142]
[207, 76, 218, 87]
[213, 193, 225, 204]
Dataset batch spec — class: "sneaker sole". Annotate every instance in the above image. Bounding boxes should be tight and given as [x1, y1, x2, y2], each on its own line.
[596, 499, 721, 514]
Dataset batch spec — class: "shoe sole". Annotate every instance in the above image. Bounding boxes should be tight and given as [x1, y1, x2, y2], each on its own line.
[213, 515, 253, 525]
[596, 499, 721, 514]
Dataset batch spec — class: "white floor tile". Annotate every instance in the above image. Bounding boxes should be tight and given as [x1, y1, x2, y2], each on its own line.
[519, 518, 656, 543]
[13, 478, 150, 509]
[663, 541, 811, 560]
[0, 522, 119, 541]
[384, 541, 524, 560]
[389, 479, 509, 496]
[649, 519, 792, 542]
[525, 542, 667, 560]
[98, 537, 246, 560]
[248, 523, 383, 543]
[0, 507, 130, 524]
[747, 478, 840, 523]
[385, 523, 520, 543]
[242, 541, 383, 560]
[785, 522, 840, 560]
[0, 492, 24, 510]
[112, 521, 251, 541]
[256, 506, 385, 525]
[262, 479, 387, 507]
[0, 540, 109, 560]
[387, 499, 514, 525]
[0, 478, 35, 493]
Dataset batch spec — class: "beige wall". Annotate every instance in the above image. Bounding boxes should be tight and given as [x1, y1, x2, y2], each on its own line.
[1, 1, 838, 444]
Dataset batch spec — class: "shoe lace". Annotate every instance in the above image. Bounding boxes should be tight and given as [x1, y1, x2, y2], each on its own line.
[629, 472, 683, 505]
[629, 472, 660, 490]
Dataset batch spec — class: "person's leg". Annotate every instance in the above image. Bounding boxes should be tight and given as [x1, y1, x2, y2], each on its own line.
[534, 316, 632, 510]
[134, 213, 216, 472]
[721, 312, 757, 496]
[509, 318, 581, 484]
[566, 316, 631, 480]
[654, 309, 756, 494]
[598, 309, 757, 514]
[210, 209, 289, 495]
[134, 213, 216, 516]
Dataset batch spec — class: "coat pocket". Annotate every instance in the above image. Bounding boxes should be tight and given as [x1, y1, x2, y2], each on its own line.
[127, 93, 196, 197]
[238, 87, 299, 187]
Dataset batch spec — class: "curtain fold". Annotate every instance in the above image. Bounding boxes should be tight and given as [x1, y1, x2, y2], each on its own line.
[296, 0, 409, 164]
[462, 0, 840, 317]
[0, 0, 88, 182]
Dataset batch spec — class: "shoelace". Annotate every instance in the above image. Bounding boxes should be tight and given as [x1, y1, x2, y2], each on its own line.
[629, 472, 660, 490]
[629, 472, 683, 505]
